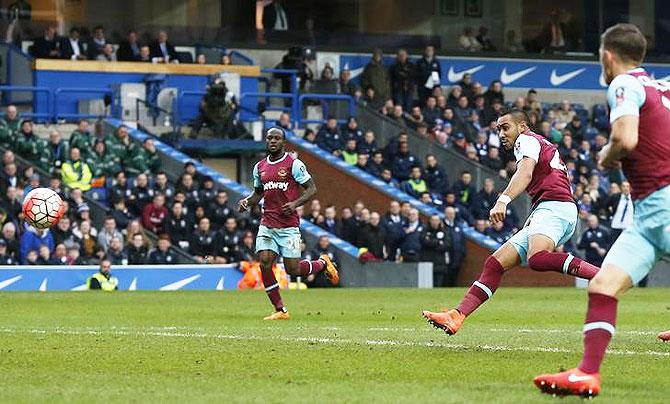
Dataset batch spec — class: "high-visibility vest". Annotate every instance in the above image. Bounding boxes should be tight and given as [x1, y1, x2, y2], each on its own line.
[87, 272, 119, 291]
[407, 179, 428, 194]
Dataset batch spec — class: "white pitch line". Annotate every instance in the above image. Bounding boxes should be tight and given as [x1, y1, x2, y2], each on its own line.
[0, 327, 667, 358]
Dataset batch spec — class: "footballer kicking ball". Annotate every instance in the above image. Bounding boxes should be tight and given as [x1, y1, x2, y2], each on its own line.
[22, 187, 65, 229]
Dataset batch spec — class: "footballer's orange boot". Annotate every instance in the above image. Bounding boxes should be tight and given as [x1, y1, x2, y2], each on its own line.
[421, 308, 465, 335]
[320, 254, 340, 285]
[533, 368, 600, 398]
[658, 330, 670, 341]
[263, 310, 290, 320]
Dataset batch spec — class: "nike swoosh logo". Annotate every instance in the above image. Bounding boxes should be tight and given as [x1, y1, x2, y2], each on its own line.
[348, 66, 365, 79]
[500, 67, 536, 84]
[550, 68, 586, 86]
[447, 65, 485, 83]
[567, 374, 593, 383]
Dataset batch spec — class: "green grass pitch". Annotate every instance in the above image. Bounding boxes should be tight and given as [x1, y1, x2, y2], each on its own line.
[0, 288, 668, 403]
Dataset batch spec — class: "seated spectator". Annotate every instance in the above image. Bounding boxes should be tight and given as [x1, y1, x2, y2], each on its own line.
[275, 113, 292, 130]
[177, 173, 200, 207]
[189, 217, 216, 262]
[96, 44, 117, 62]
[358, 130, 378, 156]
[380, 168, 399, 188]
[0, 238, 17, 265]
[422, 96, 441, 128]
[339, 67, 358, 97]
[454, 96, 472, 125]
[110, 198, 133, 231]
[106, 237, 128, 265]
[1, 186, 21, 222]
[72, 220, 102, 263]
[97, 216, 123, 253]
[486, 220, 512, 244]
[128, 138, 161, 175]
[484, 80, 504, 106]
[578, 193, 593, 219]
[152, 171, 175, 202]
[447, 87, 462, 109]
[424, 154, 449, 195]
[0, 105, 22, 148]
[564, 115, 585, 143]
[117, 30, 142, 61]
[128, 173, 154, 216]
[504, 30, 524, 53]
[69, 120, 93, 158]
[20, 226, 54, 264]
[303, 129, 316, 144]
[150, 30, 179, 64]
[451, 132, 468, 156]
[388, 105, 406, 128]
[482, 146, 505, 173]
[343, 117, 364, 143]
[303, 235, 339, 287]
[52, 215, 74, 247]
[61, 147, 93, 192]
[558, 133, 574, 159]
[142, 194, 168, 234]
[87, 140, 121, 178]
[39, 130, 69, 173]
[312, 65, 339, 94]
[578, 214, 610, 267]
[32, 27, 60, 59]
[474, 219, 489, 234]
[16, 120, 46, 162]
[320, 205, 342, 236]
[196, 54, 207, 64]
[391, 141, 418, 182]
[87, 25, 107, 59]
[472, 178, 497, 220]
[473, 132, 489, 160]
[60, 27, 86, 60]
[354, 153, 369, 172]
[198, 176, 217, 207]
[341, 139, 358, 166]
[127, 232, 149, 264]
[363, 86, 384, 111]
[302, 199, 322, 225]
[357, 211, 386, 260]
[400, 209, 424, 262]
[452, 171, 476, 207]
[458, 26, 482, 52]
[476, 26, 497, 51]
[66, 245, 85, 265]
[220, 54, 232, 65]
[207, 190, 234, 230]
[109, 171, 131, 204]
[366, 151, 385, 177]
[1, 222, 19, 259]
[138, 46, 151, 62]
[107, 126, 139, 167]
[383, 132, 409, 162]
[148, 234, 177, 264]
[465, 145, 479, 162]
[167, 201, 192, 250]
[578, 140, 593, 162]
[555, 100, 576, 127]
[401, 166, 428, 198]
[1, 163, 19, 195]
[316, 117, 343, 154]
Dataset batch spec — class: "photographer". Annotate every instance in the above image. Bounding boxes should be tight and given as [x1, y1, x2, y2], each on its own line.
[193, 79, 244, 138]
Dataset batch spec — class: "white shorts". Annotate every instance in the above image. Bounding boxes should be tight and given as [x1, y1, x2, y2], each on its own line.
[508, 201, 578, 265]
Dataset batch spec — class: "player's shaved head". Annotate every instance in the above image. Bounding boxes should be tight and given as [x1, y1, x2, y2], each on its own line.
[601, 23, 646, 65]
[266, 127, 285, 139]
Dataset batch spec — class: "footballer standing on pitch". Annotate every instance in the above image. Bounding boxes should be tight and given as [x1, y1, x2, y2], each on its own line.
[238, 127, 339, 320]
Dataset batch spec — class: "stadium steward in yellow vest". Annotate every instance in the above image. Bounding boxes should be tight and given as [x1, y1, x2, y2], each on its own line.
[87, 259, 119, 291]
[61, 147, 93, 191]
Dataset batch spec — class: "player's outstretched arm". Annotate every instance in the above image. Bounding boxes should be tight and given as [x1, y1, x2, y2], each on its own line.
[598, 115, 639, 169]
[282, 178, 317, 214]
[238, 187, 263, 212]
[489, 157, 536, 223]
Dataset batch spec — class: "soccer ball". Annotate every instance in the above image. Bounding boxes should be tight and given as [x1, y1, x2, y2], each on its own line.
[22, 188, 65, 229]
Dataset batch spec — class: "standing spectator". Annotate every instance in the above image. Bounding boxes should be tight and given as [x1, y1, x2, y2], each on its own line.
[415, 45, 441, 105]
[421, 214, 451, 287]
[61, 147, 92, 192]
[606, 181, 634, 240]
[504, 30, 524, 53]
[390, 48, 415, 111]
[116, 30, 142, 61]
[142, 194, 168, 234]
[538, 10, 566, 53]
[458, 26, 482, 52]
[577, 214, 610, 267]
[424, 154, 449, 195]
[32, 27, 60, 59]
[361, 49, 390, 103]
[472, 178, 498, 220]
[60, 27, 86, 60]
[443, 207, 465, 285]
[391, 142, 418, 182]
[476, 26, 497, 51]
[484, 80, 504, 106]
[305, 235, 339, 287]
[320, 205, 342, 237]
[381, 201, 405, 260]
[339, 207, 358, 244]
[20, 226, 54, 264]
[87, 25, 107, 60]
[148, 234, 177, 264]
[339, 67, 358, 96]
[452, 171, 476, 207]
[97, 216, 123, 253]
[400, 209, 424, 262]
[215, 217, 242, 264]
[356, 212, 386, 260]
[149, 30, 179, 64]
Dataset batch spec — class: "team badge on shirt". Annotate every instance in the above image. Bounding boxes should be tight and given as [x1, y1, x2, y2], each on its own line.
[615, 87, 625, 106]
[278, 168, 288, 178]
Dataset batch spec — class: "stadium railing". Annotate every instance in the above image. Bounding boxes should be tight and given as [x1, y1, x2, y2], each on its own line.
[54, 87, 112, 121]
[103, 118, 434, 288]
[298, 94, 355, 125]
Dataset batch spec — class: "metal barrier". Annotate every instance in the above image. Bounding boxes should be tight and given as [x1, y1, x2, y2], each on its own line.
[0, 85, 52, 120]
[260, 68, 299, 120]
[172, 90, 206, 126]
[298, 94, 355, 125]
[54, 87, 112, 120]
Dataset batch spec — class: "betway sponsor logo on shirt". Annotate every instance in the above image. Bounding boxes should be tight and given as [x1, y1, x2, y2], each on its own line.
[264, 181, 289, 191]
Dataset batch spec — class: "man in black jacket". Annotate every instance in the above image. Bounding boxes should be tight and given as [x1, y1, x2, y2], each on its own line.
[149, 30, 179, 63]
[390, 48, 415, 112]
[421, 215, 451, 287]
[32, 27, 60, 59]
[415, 45, 441, 106]
[357, 211, 386, 260]
[86, 25, 107, 60]
[319, 205, 342, 237]
[148, 234, 178, 264]
[116, 30, 142, 62]
[443, 207, 466, 286]
[381, 200, 406, 261]
[60, 27, 86, 60]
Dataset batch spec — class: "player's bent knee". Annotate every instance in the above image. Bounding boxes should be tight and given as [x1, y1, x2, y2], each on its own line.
[527, 250, 549, 271]
[587, 264, 631, 297]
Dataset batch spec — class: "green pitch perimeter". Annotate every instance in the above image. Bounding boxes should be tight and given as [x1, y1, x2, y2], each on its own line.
[0, 288, 668, 403]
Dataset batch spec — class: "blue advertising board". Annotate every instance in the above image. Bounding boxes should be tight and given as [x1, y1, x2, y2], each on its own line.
[339, 54, 670, 90]
[0, 264, 244, 291]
